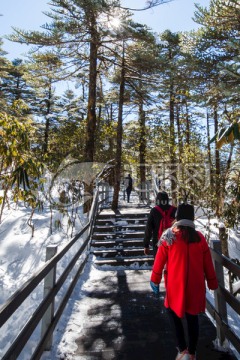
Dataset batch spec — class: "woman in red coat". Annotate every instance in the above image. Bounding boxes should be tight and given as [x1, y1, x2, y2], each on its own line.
[150, 203, 218, 360]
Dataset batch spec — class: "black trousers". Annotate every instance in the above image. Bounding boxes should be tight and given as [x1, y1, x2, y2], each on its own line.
[168, 308, 199, 355]
[126, 188, 131, 202]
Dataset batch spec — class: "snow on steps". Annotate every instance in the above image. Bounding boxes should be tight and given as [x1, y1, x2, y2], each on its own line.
[90, 207, 154, 268]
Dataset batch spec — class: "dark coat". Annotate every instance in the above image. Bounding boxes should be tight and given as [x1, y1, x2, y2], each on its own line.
[143, 205, 176, 256]
[126, 176, 132, 192]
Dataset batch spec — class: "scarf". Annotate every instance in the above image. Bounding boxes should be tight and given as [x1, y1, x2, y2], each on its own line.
[173, 219, 195, 229]
[158, 219, 195, 246]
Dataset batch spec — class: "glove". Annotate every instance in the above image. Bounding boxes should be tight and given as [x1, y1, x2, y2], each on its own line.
[150, 281, 159, 295]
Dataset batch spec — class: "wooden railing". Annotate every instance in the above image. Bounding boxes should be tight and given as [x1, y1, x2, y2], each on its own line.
[207, 240, 240, 356]
[0, 187, 103, 360]
[1, 189, 239, 359]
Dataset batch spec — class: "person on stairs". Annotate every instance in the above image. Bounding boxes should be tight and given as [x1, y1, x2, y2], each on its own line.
[125, 174, 133, 203]
[143, 191, 176, 258]
[150, 203, 218, 360]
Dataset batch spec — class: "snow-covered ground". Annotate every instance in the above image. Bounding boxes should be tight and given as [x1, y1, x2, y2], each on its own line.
[0, 193, 239, 359]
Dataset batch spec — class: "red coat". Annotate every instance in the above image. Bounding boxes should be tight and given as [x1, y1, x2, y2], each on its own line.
[151, 230, 218, 318]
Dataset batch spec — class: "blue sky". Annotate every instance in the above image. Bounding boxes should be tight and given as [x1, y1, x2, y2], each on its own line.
[0, 0, 210, 60]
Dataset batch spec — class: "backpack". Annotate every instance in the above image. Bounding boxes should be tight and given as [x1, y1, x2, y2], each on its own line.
[155, 205, 175, 240]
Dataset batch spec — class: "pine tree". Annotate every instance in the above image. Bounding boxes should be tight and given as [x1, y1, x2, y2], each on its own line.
[0, 38, 12, 111]
[25, 52, 63, 157]
[0, 59, 35, 114]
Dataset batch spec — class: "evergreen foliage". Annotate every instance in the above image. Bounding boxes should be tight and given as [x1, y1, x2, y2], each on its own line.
[0, 0, 239, 227]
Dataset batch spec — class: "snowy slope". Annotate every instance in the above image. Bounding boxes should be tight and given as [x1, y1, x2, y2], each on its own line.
[0, 198, 239, 359]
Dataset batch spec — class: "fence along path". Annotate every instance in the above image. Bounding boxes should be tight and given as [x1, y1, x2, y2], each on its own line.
[0, 188, 100, 360]
[50, 264, 236, 360]
[44, 205, 239, 360]
[0, 192, 239, 359]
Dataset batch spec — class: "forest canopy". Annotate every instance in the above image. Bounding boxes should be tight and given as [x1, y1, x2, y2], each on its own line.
[0, 0, 239, 226]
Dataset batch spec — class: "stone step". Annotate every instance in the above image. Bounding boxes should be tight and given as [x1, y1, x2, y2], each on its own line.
[97, 213, 149, 220]
[91, 232, 144, 240]
[95, 217, 148, 225]
[93, 256, 154, 267]
[91, 238, 144, 248]
[92, 248, 148, 258]
[93, 224, 146, 232]
[91, 207, 151, 268]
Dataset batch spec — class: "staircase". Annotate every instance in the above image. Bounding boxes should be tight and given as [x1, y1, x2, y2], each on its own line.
[90, 207, 154, 268]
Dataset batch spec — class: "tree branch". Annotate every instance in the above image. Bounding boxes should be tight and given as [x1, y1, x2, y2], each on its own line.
[119, 0, 173, 12]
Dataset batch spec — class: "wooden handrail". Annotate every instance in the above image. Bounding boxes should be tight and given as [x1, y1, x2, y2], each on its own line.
[1, 188, 239, 359]
[0, 222, 89, 327]
[0, 186, 103, 359]
[209, 241, 240, 356]
[1, 233, 91, 359]
[206, 299, 240, 354]
[210, 248, 240, 277]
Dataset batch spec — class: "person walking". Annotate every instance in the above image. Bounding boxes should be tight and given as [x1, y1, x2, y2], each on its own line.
[143, 191, 176, 258]
[125, 174, 133, 203]
[150, 203, 218, 360]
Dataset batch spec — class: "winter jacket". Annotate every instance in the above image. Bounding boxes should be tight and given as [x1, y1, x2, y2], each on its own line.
[143, 205, 176, 254]
[125, 176, 132, 191]
[151, 229, 218, 318]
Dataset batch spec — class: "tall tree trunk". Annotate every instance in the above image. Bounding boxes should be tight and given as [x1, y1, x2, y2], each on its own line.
[96, 104, 102, 133]
[185, 99, 194, 203]
[176, 103, 184, 199]
[176, 103, 183, 158]
[213, 104, 221, 216]
[206, 109, 214, 191]
[107, 103, 115, 185]
[43, 84, 52, 154]
[112, 43, 125, 211]
[85, 29, 98, 162]
[185, 100, 190, 146]
[139, 101, 146, 200]
[169, 83, 177, 205]
[84, 16, 98, 213]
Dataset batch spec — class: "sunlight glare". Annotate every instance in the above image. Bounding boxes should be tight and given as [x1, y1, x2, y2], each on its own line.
[109, 16, 121, 29]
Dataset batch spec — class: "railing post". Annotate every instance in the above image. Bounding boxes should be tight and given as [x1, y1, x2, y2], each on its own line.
[146, 180, 150, 204]
[219, 223, 229, 258]
[41, 245, 57, 350]
[219, 224, 233, 294]
[211, 240, 228, 346]
[102, 182, 105, 204]
[139, 183, 143, 201]
[87, 188, 99, 251]
[105, 182, 109, 203]
[139, 183, 142, 201]
[140, 182, 147, 201]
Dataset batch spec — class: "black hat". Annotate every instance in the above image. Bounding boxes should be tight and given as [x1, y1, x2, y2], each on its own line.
[156, 191, 169, 206]
[176, 203, 194, 221]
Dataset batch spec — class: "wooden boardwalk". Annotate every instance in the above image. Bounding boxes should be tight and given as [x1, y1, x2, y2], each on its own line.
[70, 267, 237, 360]
[66, 204, 237, 360]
